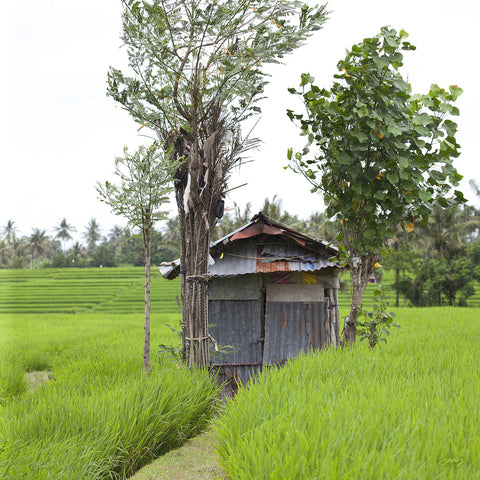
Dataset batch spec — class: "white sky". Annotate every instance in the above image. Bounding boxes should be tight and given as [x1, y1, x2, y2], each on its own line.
[2, 0, 478, 244]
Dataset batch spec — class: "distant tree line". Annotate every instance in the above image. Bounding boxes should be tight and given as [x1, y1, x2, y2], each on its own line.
[2, 192, 479, 307]
[0, 217, 180, 270]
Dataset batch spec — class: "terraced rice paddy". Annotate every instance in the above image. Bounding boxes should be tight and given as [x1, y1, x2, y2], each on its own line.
[1, 267, 478, 315]
[0, 267, 181, 314]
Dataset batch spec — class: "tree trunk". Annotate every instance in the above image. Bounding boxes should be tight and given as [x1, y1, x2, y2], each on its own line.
[143, 226, 151, 373]
[180, 208, 212, 368]
[395, 268, 400, 308]
[342, 255, 377, 347]
[177, 134, 217, 369]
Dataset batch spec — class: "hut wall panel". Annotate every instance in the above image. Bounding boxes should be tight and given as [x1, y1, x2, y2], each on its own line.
[263, 301, 326, 366]
[209, 299, 263, 366]
[209, 297, 264, 396]
[209, 275, 260, 300]
[266, 284, 324, 302]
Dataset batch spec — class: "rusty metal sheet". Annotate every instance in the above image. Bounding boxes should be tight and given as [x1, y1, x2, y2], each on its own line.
[230, 222, 284, 241]
[210, 244, 257, 277]
[263, 301, 326, 366]
[209, 299, 264, 366]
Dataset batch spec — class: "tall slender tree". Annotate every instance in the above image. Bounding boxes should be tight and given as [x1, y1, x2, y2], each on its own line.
[108, 0, 328, 367]
[83, 218, 102, 254]
[97, 143, 175, 372]
[2, 220, 18, 245]
[0, 240, 12, 266]
[29, 229, 48, 268]
[54, 218, 76, 255]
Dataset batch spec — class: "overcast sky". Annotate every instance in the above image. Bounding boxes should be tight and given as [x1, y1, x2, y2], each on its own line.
[2, 0, 478, 244]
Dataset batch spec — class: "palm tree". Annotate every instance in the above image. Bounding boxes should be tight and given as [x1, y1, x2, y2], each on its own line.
[54, 218, 76, 254]
[261, 195, 301, 228]
[0, 239, 12, 266]
[2, 220, 18, 244]
[83, 218, 102, 254]
[29, 229, 48, 268]
[305, 211, 339, 243]
[416, 199, 472, 260]
[109, 225, 124, 243]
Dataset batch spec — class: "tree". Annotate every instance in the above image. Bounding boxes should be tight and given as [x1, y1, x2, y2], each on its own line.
[0, 240, 12, 267]
[90, 245, 117, 268]
[287, 27, 464, 345]
[54, 218, 76, 254]
[303, 211, 338, 243]
[97, 143, 175, 372]
[29, 229, 48, 268]
[83, 218, 102, 254]
[2, 220, 18, 245]
[108, 0, 328, 367]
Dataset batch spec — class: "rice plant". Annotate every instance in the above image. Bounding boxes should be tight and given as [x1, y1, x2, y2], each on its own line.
[0, 313, 219, 479]
[215, 308, 480, 479]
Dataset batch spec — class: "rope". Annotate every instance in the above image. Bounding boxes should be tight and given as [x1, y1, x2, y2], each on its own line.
[185, 334, 218, 351]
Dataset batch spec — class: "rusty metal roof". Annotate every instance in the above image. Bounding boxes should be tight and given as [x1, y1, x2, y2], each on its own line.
[159, 213, 339, 279]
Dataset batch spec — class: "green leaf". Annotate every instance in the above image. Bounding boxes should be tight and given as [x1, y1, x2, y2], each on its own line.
[387, 125, 402, 136]
[300, 73, 314, 86]
[386, 172, 399, 184]
[337, 152, 351, 165]
[398, 156, 408, 169]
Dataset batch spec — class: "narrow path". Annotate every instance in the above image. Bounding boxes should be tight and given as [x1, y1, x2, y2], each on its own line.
[128, 430, 224, 480]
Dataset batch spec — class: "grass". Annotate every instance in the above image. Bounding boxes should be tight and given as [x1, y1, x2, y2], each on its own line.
[214, 308, 480, 479]
[128, 430, 224, 480]
[2, 267, 480, 479]
[0, 313, 219, 479]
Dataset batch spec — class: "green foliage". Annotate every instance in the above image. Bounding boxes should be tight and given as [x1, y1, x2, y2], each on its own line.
[215, 308, 480, 479]
[399, 256, 474, 307]
[354, 286, 399, 348]
[96, 143, 175, 240]
[288, 27, 464, 259]
[90, 245, 117, 268]
[0, 313, 218, 479]
[108, 0, 328, 134]
[469, 243, 480, 281]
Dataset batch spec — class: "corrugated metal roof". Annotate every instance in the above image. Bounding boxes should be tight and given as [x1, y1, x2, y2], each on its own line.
[159, 213, 339, 279]
[210, 243, 337, 277]
[210, 245, 257, 276]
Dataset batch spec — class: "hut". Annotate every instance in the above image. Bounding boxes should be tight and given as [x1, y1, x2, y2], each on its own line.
[160, 213, 341, 395]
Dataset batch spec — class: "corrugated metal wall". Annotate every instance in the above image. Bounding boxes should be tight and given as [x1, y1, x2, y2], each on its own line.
[209, 275, 264, 395]
[209, 272, 336, 395]
[263, 301, 327, 366]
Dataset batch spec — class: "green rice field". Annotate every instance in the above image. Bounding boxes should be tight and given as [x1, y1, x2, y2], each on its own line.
[0, 267, 478, 316]
[0, 267, 181, 314]
[0, 312, 217, 479]
[1, 267, 480, 479]
[215, 308, 480, 479]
